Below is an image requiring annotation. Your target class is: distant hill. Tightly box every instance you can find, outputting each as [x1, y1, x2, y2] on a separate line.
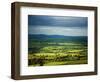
[28, 34, 88, 43]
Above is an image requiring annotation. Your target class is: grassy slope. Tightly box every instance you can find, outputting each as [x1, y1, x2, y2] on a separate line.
[28, 35, 88, 66]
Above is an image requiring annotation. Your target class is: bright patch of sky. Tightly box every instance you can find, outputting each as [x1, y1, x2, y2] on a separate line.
[28, 26, 87, 36]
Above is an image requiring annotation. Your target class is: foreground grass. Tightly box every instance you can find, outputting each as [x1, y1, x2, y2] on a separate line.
[28, 42, 87, 66]
[29, 60, 87, 66]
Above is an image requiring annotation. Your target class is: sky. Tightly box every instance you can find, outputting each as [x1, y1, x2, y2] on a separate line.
[28, 15, 88, 36]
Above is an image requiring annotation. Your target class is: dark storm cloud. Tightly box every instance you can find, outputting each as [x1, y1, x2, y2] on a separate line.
[28, 15, 88, 27]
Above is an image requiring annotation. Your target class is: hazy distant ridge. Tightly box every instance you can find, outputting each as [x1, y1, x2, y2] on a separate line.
[28, 34, 87, 43]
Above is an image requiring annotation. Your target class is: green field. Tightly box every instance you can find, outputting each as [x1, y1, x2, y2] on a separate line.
[28, 35, 88, 66]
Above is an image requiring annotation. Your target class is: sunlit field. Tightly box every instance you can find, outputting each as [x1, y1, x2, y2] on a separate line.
[28, 35, 88, 66]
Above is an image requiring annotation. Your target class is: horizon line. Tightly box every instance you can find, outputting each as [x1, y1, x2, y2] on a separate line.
[28, 34, 88, 37]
